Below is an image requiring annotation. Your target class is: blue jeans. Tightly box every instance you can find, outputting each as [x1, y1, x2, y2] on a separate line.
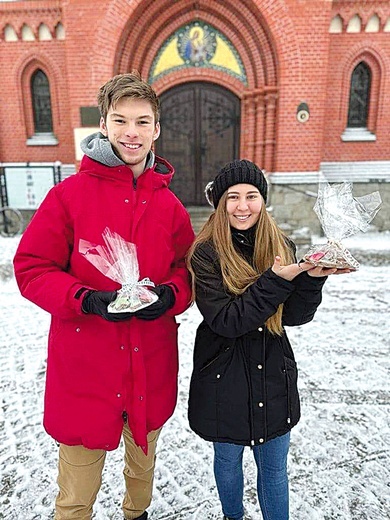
[213, 432, 290, 520]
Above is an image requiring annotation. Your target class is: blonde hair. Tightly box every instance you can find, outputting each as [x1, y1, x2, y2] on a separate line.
[187, 191, 295, 335]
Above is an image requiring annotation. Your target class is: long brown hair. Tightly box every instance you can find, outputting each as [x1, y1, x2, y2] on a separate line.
[187, 191, 295, 335]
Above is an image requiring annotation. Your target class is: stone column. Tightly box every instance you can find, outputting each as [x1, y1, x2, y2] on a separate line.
[241, 91, 257, 162]
[263, 89, 278, 173]
[254, 91, 265, 168]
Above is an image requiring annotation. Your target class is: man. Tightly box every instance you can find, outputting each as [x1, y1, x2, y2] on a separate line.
[13, 72, 195, 520]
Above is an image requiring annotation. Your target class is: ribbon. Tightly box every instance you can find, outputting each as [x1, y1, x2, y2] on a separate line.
[120, 277, 155, 296]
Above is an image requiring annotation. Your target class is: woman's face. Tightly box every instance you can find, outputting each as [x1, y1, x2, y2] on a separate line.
[226, 183, 263, 230]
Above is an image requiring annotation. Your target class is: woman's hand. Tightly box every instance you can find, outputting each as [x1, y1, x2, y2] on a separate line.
[271, 256, 353, 281]
[271, 256, 310, 281]
[305, 264, 353, 277]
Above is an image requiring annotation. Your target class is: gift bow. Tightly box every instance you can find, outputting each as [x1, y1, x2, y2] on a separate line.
[121, 277, 155, 295]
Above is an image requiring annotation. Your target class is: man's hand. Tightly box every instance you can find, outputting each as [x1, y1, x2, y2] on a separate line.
[81, 290, 133, 322]
[134, 285, 175, 321]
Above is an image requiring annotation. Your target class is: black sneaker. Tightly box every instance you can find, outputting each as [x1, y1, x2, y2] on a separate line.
[135, 513, 148, 520]
[125, 513, 148, 520]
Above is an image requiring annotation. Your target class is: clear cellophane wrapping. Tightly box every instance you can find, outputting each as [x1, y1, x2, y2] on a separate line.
[303, 181, 382, 270]
[79, 228, 158, 312]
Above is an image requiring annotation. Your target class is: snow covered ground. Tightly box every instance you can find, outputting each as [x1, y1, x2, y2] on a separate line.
[1, 233, 389, 520]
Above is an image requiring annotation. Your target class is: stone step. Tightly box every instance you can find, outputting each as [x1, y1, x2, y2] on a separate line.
[187, 205, 213, 233]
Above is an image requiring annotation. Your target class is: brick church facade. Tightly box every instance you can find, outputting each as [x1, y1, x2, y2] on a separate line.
[0, 0, 389, 231]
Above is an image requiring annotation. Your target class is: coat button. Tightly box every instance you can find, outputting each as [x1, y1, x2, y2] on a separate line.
[257, 364, 263, 370]
[124, 199, 129, 203]
[75, 327, 80, 332]
[134, 347, 139, 352]
[287, 417, 291, 424]
[120, 345, 125, 350]
[258, 327, 263, 332]
[117, 393, 121, 398]
[259, 438, 264, 443]
[142, 200, 147, 204]
[139, 396, 143, 400]
[216, 374, 221, 379]
[258, 402, 264, 407]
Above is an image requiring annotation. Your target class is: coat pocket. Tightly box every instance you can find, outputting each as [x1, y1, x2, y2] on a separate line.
[283, 356, 301, 426]
[192, 322, 235, 379]
[198, 345, 232, 376]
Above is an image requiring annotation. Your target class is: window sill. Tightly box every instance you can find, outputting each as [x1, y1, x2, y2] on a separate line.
[26, 133, 58, 146]
[341, 128, 376, 142]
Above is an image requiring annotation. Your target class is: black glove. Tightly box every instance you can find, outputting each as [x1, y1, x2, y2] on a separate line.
[134, 285, 175, 321]
[81, 290, 133, 322]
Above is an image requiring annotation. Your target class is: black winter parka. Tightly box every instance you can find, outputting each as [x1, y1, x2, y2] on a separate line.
[188, 240, 326, 446]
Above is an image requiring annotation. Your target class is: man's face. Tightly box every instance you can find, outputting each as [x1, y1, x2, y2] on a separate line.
[100, 97, 160, 178]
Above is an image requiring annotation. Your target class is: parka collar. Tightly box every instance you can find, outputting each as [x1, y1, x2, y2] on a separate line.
[79, 154, 174, 190]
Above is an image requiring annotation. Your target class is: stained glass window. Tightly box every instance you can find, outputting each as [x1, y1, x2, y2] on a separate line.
[347, 62, 371, 128]
[31, 69, 53, 133]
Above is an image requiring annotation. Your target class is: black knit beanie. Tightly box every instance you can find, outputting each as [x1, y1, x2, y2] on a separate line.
[206, 159, 268, 208]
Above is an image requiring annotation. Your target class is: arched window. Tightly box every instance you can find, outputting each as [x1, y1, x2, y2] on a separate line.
[55, 22, 65, 40]
[329, 15, 343, 33]
[365, 14, 380, 33]
[4, 24, 18, 42]
[347, 62, 371, 128]
[31, 69, 54, 133]
[38, 23, 52, 41]
[346, 14, 362, 33]
[21, 23, 35, 41]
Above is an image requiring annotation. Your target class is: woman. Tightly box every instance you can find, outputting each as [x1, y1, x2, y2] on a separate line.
[187, 159, 350, 520]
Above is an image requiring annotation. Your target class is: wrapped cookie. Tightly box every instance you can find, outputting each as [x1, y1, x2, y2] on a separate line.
[303, 181, 382, 270]
[79, 228, 158, 312]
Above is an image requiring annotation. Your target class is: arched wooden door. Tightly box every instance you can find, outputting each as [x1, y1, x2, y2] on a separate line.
[155, 82, 240, 205]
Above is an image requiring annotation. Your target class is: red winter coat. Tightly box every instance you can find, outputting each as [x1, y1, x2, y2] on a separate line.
[13, 155, 195, 453]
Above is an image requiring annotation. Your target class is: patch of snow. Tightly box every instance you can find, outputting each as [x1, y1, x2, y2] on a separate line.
[0, 235, 389, 519]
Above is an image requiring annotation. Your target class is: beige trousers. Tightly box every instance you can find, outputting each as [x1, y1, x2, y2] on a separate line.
[55, 424, 161, 520]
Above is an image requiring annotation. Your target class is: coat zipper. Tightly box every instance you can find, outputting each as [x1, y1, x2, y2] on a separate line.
[283, 357, 292, 424]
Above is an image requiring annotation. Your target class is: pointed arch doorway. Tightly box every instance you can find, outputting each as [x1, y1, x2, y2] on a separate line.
[155, 82, 240, 206]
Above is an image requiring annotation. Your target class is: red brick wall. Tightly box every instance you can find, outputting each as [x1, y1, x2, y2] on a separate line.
[0, 1, 74, 163]
[323, 3, 390, 161]
[0, 0, 389, 172]
[271, 0, 333, 172]
[60, 0, 119, 130]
